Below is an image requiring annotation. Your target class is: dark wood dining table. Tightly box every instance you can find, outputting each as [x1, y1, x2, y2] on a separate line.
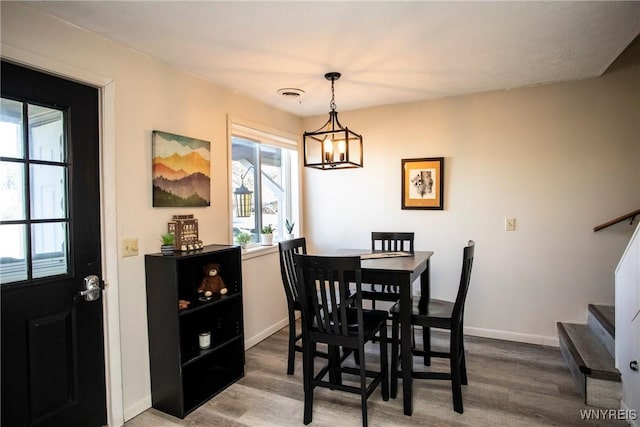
[326, 249, 434, 416]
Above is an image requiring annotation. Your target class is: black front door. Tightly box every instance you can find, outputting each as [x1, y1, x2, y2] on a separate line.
[1, 61, 107, 426]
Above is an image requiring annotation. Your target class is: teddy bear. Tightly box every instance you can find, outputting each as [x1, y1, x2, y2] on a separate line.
[197, 263, 228, 299]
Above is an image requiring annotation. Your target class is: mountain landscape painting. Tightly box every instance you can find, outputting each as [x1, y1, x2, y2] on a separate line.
[152, 130, 211, 207]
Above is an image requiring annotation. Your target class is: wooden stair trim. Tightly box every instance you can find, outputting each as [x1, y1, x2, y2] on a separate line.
[557, 322, 621, 382]
[557, 322, 586, 373]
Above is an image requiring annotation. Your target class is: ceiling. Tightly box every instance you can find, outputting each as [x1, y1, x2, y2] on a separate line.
[23, 1, 640, 117]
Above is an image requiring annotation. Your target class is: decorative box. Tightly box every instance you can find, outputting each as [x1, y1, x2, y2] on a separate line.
[168, 214, 203, 251]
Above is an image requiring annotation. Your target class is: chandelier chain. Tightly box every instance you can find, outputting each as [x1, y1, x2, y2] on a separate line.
[330, 78, 337, 111]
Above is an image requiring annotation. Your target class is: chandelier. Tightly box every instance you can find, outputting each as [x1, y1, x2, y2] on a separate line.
[303, 72, 363, 169]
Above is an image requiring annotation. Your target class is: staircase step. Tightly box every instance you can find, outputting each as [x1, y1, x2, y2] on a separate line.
[588, 304, 615, 337]
[557, 322, 621, 408]
[587, 304, 615, 358]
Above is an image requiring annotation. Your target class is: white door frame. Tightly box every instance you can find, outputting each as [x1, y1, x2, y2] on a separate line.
[1, 43, 124, 426]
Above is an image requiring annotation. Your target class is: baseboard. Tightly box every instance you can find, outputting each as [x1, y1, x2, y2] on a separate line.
[245, 317, 290, 349]
[245, 322, 559, 350]
[463, 326, 560, 347]
[123, 395, 152, 423]
[246, 319, 560, 349]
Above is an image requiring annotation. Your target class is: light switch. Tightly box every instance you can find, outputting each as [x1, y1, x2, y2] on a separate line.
[505, 218, 516, 231]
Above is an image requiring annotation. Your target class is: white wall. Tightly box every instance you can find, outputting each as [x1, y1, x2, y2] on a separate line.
[615, 224, 640, 423]
[1, 2, 300, 423]
[303, 40, 640, 346]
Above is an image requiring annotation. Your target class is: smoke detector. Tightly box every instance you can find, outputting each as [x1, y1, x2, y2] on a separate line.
[277, 88, 305, 103]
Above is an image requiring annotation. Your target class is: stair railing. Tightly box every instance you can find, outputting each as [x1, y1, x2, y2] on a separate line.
[594, 209, 640, 232]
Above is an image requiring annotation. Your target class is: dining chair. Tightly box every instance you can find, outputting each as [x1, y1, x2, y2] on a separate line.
[294, 254, 389, 427]
[278, 237, 307, 375]
[389, 240, 475, 414]
[361, 232, 415, 310]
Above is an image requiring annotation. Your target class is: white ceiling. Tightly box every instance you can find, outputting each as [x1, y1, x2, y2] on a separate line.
[23, 1, 640, 117]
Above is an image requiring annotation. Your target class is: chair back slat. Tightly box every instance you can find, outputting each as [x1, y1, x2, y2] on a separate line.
[371, 232, 415, 254]
[294, 254, 361, 338]
[452, 240, 475, 327]
[278, 238, 307, 305]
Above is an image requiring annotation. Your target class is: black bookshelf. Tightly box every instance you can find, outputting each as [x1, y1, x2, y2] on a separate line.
[145, 244, 244, 418]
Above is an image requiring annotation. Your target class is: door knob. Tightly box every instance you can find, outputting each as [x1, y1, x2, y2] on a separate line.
[79, 275, 102, 302]
[631, 361, 638, 372]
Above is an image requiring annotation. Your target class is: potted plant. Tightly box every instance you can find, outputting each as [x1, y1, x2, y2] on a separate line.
[260, 224, 275, 246]
[236, 231, 252, 250]
[160, 232, 175, 256]
[285, 219, 295, 239]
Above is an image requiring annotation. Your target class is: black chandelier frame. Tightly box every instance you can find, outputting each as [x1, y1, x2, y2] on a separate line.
[303, 72, 363, 170]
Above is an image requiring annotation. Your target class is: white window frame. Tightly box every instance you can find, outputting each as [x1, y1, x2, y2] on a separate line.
[227, 116, 300, 251]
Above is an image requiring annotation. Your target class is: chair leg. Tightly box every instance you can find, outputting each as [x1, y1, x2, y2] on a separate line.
[358, 346, 368, 427]
[379, 323, 389, 401]
[353, 341, 361, 365]
[450, 331, 464, 414]
[328, 345, 341, 387]
[303, 342, 314, 424]
[459, 332, 468, 385]
[422, 326, 431, 366]
[390, 314, 399, 399]
[287, 310, 297, 375]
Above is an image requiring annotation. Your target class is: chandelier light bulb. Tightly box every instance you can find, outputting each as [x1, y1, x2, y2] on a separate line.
[337, 140, 346, 161]
[323, 138, 333, 162]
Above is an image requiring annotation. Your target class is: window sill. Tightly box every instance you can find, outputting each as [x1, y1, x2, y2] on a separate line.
[240, 244, 278, 261]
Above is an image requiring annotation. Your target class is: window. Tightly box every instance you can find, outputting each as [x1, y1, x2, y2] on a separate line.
[230, 120, 299, 246]
[1, 97, 69, 284]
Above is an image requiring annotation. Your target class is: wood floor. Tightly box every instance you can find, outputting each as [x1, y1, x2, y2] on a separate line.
[124, 325, 626, 426]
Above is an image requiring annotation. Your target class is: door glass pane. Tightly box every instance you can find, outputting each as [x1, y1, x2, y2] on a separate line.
[0, 223, 27, 284]
[0, 97, 70, 285]
[0, 98, 24, 158]
[31, 222, 68, 278]
[0, 161, 25, 221]
[28, 104, 64, 162]
[30, 164, 67, 220]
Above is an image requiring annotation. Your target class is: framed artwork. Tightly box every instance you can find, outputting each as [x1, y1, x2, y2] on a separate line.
[152, 130, 211, 207]
[401, 157, 444, 210]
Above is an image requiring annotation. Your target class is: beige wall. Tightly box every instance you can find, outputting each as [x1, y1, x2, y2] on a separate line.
[303, 39, 640, 344]
[3, 2, 639, 425]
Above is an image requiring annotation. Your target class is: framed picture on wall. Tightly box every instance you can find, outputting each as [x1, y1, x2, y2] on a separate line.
[152, 130, 211, 207]
[401, 157, 444, 210]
